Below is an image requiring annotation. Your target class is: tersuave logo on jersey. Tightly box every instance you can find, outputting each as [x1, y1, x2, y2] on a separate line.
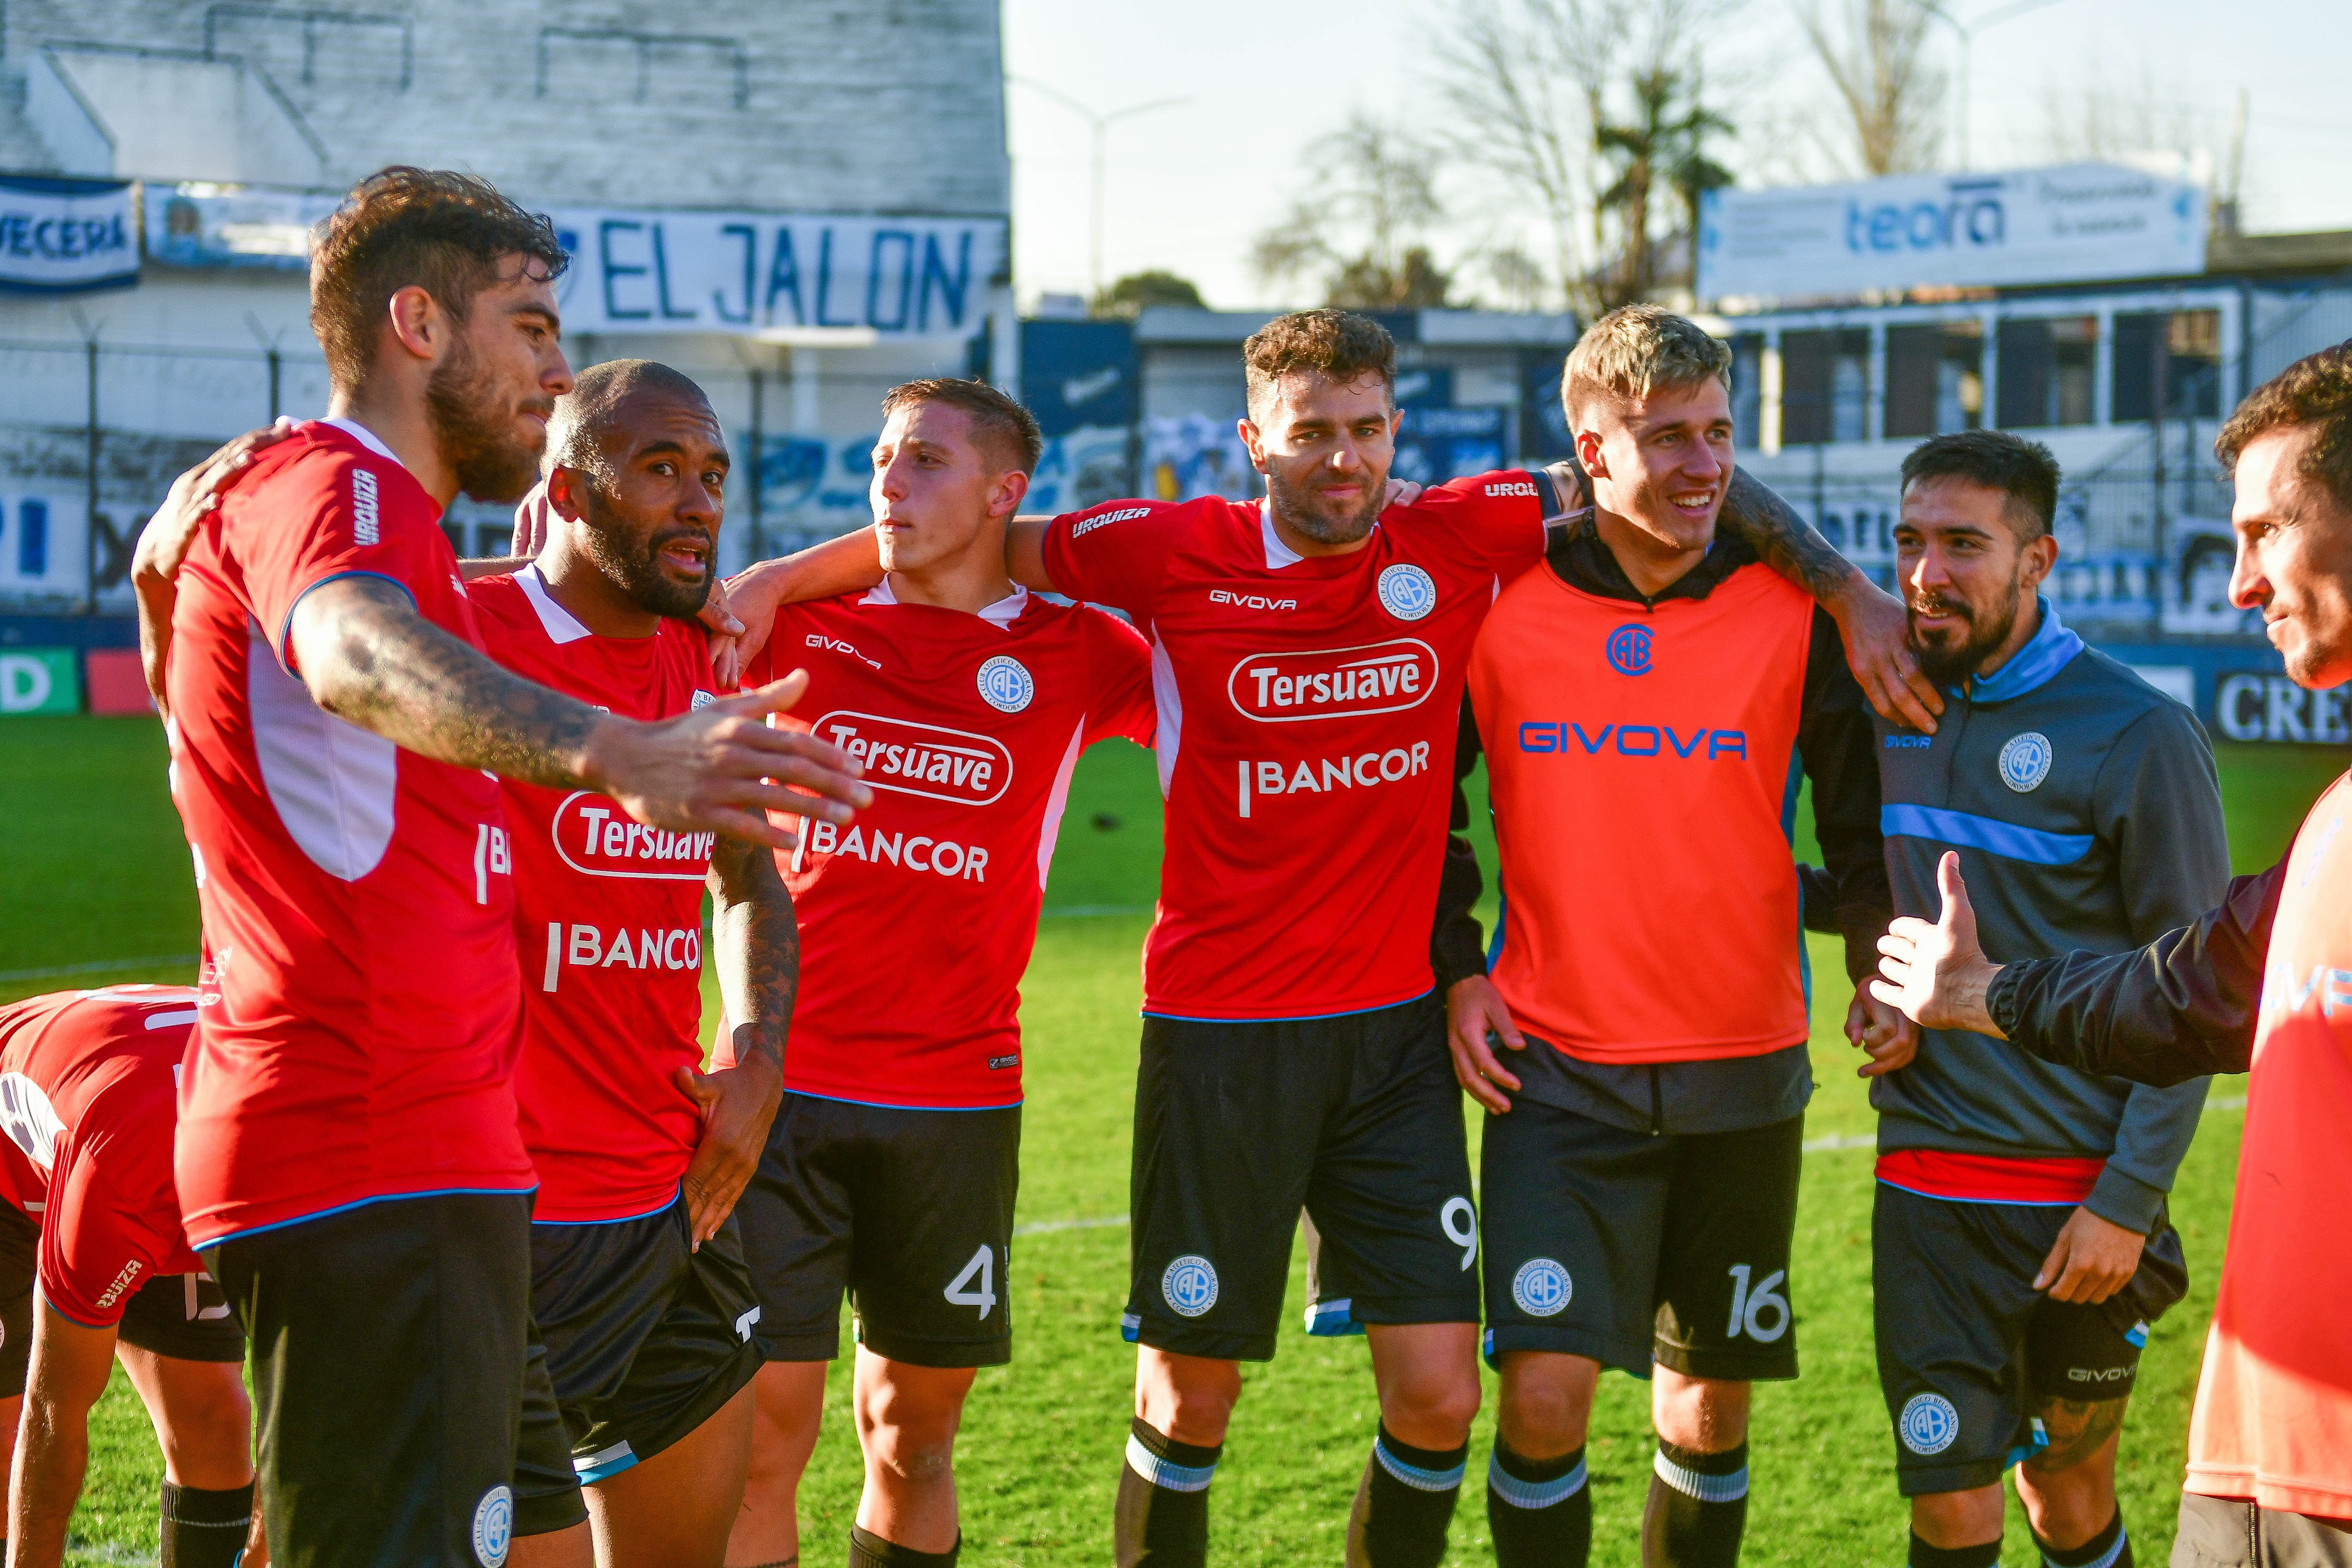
[551, 793, 714, 882]
[814, 714, 1013, 807]
[1226, 638, 1438, 722]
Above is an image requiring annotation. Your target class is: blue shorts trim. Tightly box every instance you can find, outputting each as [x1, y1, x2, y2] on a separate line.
[782, 1089, 1024, 1114]
[1304, 1297, 1364, 1337]
[1874, 1177, 2084, 1208]
[573, 1439, 637, 1484]
[1139, 989, 1436, 1026]
[198, 1184, 539, 1250]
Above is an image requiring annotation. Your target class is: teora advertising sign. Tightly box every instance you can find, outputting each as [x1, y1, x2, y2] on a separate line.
[1698, 162, 2208, 302]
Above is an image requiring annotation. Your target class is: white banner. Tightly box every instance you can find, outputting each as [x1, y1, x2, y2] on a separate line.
[544, 207, 1008, 339]
[0, 176, 136, 294]
[1698, 162, 2208, 302]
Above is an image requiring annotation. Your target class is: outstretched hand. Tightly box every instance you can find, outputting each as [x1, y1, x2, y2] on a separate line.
[584, 669, 871, 851]
[1870, 852, 2006, 1037]
[136, 420, 299, 713]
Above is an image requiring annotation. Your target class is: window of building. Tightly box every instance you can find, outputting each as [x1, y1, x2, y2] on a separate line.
[1995, 315, 2097, 430]
[1729, 333, 1765, 449]
[1884, 320, 1984, 438]
[2113, 308, 2223, 422]
[1781, 327, 1870, 446]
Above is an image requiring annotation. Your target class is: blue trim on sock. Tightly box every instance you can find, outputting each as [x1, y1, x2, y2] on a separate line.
[1375, 1437, 1467, 1493]
[1487, 1451, 1587, 1510]
[1126, 1433, 1216, 1493]
[1653, 1449, 1747, 1504]
[2042, 1522, 2127, 1568]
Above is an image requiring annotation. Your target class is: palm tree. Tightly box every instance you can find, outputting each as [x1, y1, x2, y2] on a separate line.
[1595, 69, 1735, 305]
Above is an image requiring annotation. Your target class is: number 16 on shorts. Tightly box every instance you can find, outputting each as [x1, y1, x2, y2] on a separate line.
[1724, 1264, 1788, 1343]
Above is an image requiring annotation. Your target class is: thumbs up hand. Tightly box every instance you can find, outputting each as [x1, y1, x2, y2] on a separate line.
[1869, 851, 2009, 1038]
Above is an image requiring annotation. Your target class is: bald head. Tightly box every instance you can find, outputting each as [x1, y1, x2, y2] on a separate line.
[546, 359, 716, 480]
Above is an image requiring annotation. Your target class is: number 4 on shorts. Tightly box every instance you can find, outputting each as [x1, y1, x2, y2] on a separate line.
[1724, 1264, 1788, 1342]
[946, 1244, 997, 1318]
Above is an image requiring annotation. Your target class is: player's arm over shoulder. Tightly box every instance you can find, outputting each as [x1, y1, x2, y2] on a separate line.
[1032, 496, 1194, 608]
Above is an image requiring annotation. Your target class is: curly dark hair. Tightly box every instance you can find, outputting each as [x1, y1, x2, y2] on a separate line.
[2216, 342, 2352, 516]
[310, 166, 569, 391]
[1241, 309, 1396, 415]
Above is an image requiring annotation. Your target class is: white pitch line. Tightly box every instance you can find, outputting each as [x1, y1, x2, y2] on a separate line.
[0, 955, 197, 984]
[1013, 1215, 1128, 1237]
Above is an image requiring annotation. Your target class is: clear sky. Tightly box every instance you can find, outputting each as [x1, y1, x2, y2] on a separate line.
[1001, 0, 2352, 310]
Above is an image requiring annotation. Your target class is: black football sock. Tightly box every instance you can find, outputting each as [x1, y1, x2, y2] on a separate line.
[1345, 1423, 1468, 1568]
[1642, 1439, 1748, 1568]
[158, 1479, 254, 1568]
[1486, 1439, 1592, 1568]
[847, 1524, 960, 1566]
[1908, 1533, 2002, 1568]
[2036, 1507, 2131, 1568]
[1115, 1416, 1219, 1568]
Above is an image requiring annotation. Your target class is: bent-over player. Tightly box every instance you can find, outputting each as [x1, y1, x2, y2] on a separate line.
[1432, 306, 1896, 1568]
[0, 985, 263, 1568]
[719, 377, 1155, 1568]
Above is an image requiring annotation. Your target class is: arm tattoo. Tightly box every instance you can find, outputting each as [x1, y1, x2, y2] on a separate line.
[709, 835, 796, 1070]
[297, 577, 603, 786]
[2025, 1394, 2128, 1474]
[1718, 469, 1862, 606]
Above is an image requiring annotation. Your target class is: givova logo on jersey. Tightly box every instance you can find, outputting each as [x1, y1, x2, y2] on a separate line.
[1228, 638, 1438, 723]
[815, 713, 1013, 807]
[553, 793, 713, 882]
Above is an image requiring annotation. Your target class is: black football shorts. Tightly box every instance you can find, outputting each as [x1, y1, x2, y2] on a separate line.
[1873, 1179, 2188, 1496]
[1480, 1098, 1805, 1381]
[510, 1195, 763, 1510]
[1124, 992, 1480, 1363]
[0, 1204, 242, 1398]
[738, 1094, 1020, 1369]
[207, 1190, 585, 1566]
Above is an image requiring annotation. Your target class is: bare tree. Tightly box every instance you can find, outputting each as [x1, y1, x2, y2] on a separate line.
[1422, 0, 1740, 312]
[1799, 0, 1945, 175]
[1252, 114, 1453, 307]
[2034, 62, 2217, 166]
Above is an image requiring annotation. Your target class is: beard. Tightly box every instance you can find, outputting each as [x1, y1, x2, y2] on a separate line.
[1265, 465, 1383, 546]
[578, 484, 715, 619]
[426, 337, 548, 504]
[1910, 571, 2023, 685]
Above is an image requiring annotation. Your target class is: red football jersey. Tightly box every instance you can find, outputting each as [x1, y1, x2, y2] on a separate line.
[724, 583, 1153, 1106]
[469, 568, 721, 1223]
[1041, 477, 1549, 1020]
[0, 987, 211, 1327]
[166, 418, 531, 1248]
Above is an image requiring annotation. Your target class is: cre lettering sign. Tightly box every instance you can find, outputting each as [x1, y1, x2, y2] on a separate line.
[544, 207, 1008, 339]
[1697, 162, 2207, 302]
[0, 175, 136, 294]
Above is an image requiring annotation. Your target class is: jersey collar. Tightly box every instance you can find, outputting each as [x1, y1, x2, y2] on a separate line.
[1968, 596, 2083, 704]
[516, 564, 594, 645]
[316, 416, 404, 470]
[861, 575, 1029, 627]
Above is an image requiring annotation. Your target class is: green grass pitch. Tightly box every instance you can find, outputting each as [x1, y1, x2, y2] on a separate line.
[1, 714, 2341, 1566]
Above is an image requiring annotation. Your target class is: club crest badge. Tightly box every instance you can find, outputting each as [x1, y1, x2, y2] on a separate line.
[1162, 1255, 1218, 1317]
[1511, 1258, 1572, 1317]
[977, 655, 1035, 714]
[1998, 731, 2053, 793]
[1377, 563, 1437, 621]
[1605, 623, 1652, 676]
[1899, 1393, 1959, 1455]
[471, 1484, 514, 1567]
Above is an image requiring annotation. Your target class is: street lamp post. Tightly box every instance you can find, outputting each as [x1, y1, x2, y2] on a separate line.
[1011, 79, 1189, 303]
[1918, 0, 2070, 170]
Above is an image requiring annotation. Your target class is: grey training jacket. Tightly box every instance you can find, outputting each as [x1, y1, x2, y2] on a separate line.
[1870, 600, 2231, 1232]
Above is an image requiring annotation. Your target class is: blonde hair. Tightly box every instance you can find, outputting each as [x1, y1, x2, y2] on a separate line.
[1563, 304, 1732, 426]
